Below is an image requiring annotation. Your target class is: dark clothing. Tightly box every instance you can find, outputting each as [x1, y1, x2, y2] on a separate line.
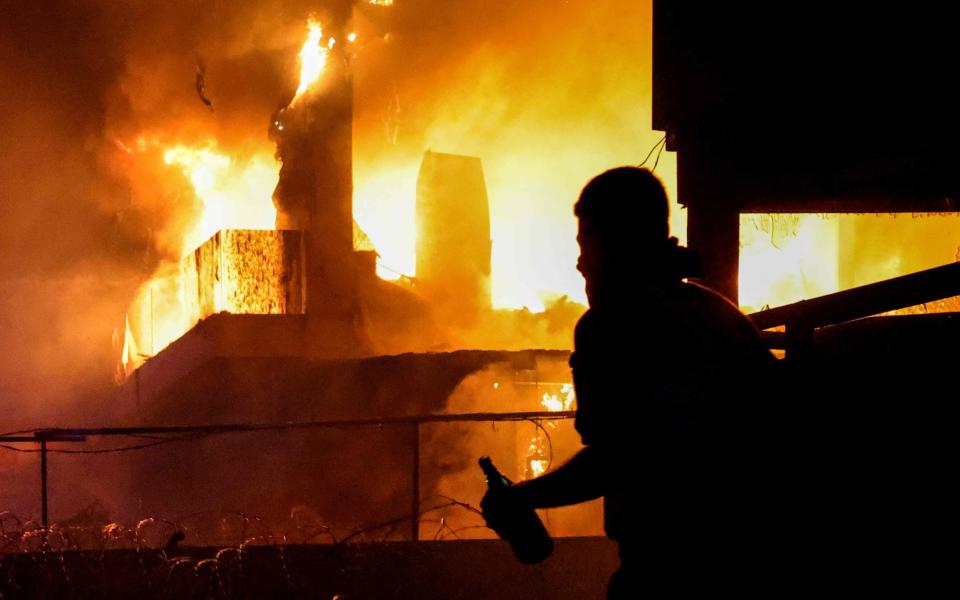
[569, 279, 776, 596]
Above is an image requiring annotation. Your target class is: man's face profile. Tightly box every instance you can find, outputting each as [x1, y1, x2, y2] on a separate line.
[576, 220, 604, 304]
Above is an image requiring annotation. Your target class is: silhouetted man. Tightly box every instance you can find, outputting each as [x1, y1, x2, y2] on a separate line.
[482, 167, 775, 598]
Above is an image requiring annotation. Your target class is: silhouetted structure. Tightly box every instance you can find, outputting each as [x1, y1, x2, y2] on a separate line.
[654, 2, 960, 301]
[416, 151, 492, 319]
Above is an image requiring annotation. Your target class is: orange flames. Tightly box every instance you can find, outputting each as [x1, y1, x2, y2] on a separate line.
[119, 17, 334, 376]
[120, 139, 284, 374]
[162, 144, 278, 254]
[526, 383, 576, 478]
[121, 6, 897, 380]
[542, 384, 576, 412]
[290, 17, 332, 107]
[739, 215, 839, 313]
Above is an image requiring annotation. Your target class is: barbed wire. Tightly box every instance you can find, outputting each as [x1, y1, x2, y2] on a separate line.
[0, 409, 579, 592]
[0, 495, 487, 551]
[0, 489, 594, 597]
[527, 418, 556, 473]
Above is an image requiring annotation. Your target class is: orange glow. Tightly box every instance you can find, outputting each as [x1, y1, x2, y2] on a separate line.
[352, 2, 673, 310]
[121, 230, 302, 376]
[541, 383, 575, 412]
[118, 2, 670, 377]
[162, 143, 278, 254]
[525, 383, 576, 478]
[740, 213, 960, 315]
[529, 457, 549, 479]
[120, 141, 282, 376]
[123, 266, 192, 373]
[527, 430, 549, 478]
[353, 164, 419, 280]
[119, 314, 138, 377]
[291, 18, 330, 105]
[739, 215, 839, 313]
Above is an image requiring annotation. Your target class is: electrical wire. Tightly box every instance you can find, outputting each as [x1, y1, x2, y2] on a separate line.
[652, 134, 667, 172]
[1, 433, 207, 454]
[638, 134, 667, 168]
[526, 418, 555, 472]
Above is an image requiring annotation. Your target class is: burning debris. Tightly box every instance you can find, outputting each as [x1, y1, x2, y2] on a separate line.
[270, 17, 353, 242]
[525, 383, 575, 478]
[194, 60, 214, 112]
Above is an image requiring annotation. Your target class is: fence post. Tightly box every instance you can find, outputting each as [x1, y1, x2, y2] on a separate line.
[411, 422, 420, 541]
[40, 438, 48, 528]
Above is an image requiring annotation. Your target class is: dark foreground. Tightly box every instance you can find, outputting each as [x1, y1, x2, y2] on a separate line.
[0, 537, 617, 599]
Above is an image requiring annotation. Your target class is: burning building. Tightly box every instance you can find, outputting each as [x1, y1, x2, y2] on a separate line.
[4, 1, 959, 593]
[104, 6, 592, 541]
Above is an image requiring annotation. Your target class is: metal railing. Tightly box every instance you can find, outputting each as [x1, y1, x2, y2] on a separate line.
[749, 261, 960, 358]
[0, 411, 576, 539]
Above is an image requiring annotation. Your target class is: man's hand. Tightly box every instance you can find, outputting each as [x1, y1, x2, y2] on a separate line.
[480, 486, 523, 538]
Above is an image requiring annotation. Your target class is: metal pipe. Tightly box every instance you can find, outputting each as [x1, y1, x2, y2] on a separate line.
[750, 261, 960, 331]
[30, 411, 576, 439]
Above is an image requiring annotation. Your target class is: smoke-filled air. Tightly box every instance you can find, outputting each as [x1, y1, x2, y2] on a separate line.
[0, 0, 674, 428]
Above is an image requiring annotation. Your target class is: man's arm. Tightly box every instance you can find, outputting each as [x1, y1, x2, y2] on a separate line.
[499, 445, 608, 509]
[480, 445, 607, 536]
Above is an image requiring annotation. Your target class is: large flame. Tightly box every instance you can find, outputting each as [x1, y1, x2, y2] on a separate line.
[163, 143, 278, 254]
[541, 383, 575, 413]
[119, 142, 283, 375]
[350, 2, 676, 311]
[739, 215, 839, 313]
[118, 15, 343, 377]
[291, 18, 330, 106]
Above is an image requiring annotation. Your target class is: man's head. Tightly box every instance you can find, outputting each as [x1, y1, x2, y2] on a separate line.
[574, 167, 671, 302]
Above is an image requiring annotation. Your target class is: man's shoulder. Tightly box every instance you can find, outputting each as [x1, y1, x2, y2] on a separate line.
[678, 281, 775, 360]
[573, 307, 599, 345]
[679, 280, 740, 309]
[678, 281, 757, 323]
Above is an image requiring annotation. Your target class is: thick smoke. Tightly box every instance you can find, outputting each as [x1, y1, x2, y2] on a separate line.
[421, 363, 604, 539]
[1, 0, 352, 423]
[0, 0, 353, 517]
[352, 0, 680, 310]
[0, 0, 664, 520]
[0, 0, 667, 415]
